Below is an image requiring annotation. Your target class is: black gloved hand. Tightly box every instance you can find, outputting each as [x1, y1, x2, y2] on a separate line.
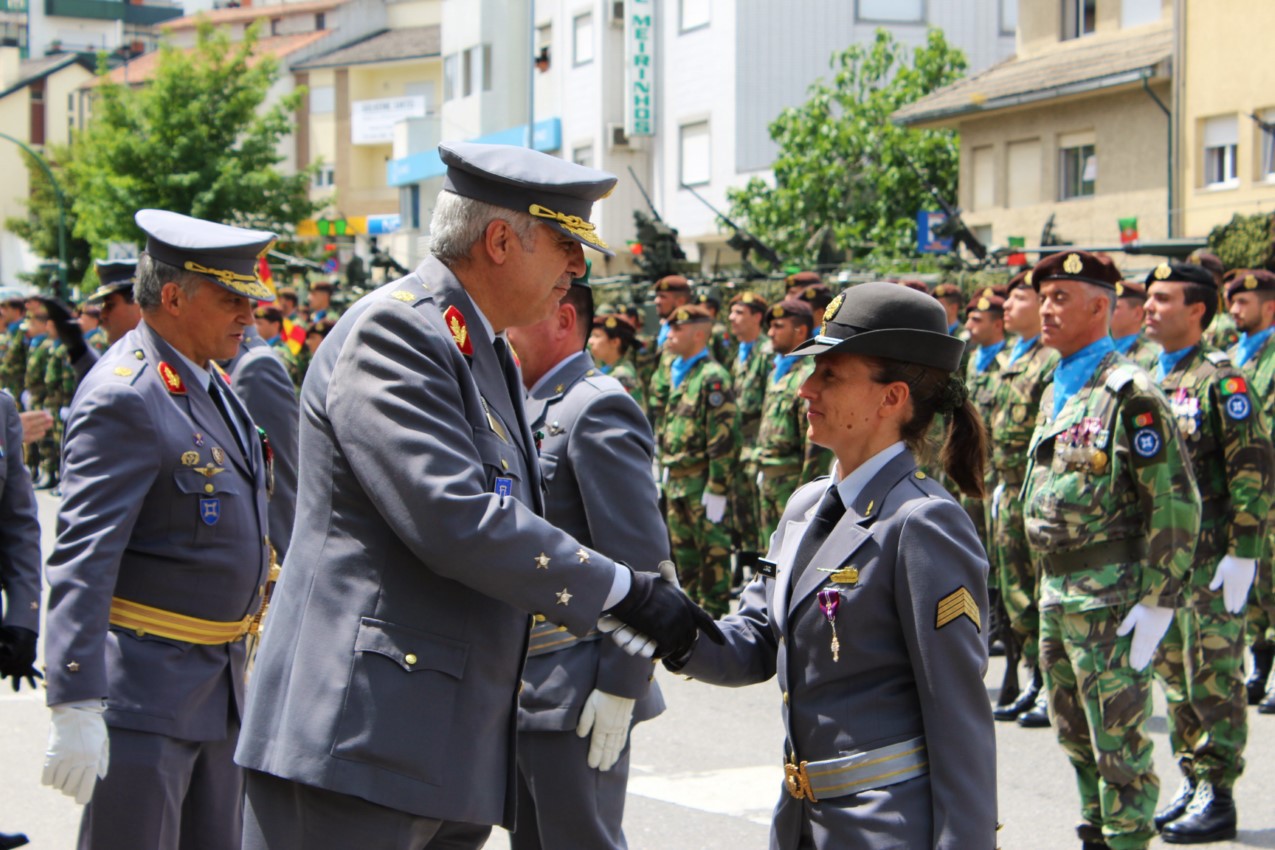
[607, 568, 724, 660]
[36, 296, 87, 363]
[0, 626, 41, 692]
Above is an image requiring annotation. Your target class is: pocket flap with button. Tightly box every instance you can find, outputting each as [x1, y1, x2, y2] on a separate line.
[472, 427, 521, 481]
[353, 617, 469, 677]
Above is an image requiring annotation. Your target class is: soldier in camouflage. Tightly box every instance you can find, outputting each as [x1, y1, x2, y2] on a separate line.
[0, 299, 32, 398]
[990, 270, 1060, 728]
[963, 287, 1009, 550]
[588, 314, 646, 411]
[1190, 251, 1241, 353]
[696, 292, 733, 365]
[659, 304, 738, 617]
[645, 275, 693, 431]
[1111, 280, 1162, 371]
[1141, 262, 1273, 843]
[755, 299, 831, 545]
[254, 306, 303, 391]
[794, 283, 831, 322]
[1024, 250, 1202, 850]
[0, 298, 20, 392]
[79, 307, 110, 354]
[726, 291, 771, 562]
[21, 308, 53, 487]
[1223, 269, 1275, 713]
[41, 327, 79, 491]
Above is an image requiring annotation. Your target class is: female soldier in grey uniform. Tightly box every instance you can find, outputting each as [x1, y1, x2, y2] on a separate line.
[662, 282, 998, 849]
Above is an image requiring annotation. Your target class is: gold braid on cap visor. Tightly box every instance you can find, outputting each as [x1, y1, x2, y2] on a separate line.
[183, 261, 272, 300]
[529, 204, 609, 250]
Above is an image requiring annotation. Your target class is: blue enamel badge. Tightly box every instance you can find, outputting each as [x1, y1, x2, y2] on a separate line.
[494, 477, 513, 498]
[1133, 428, 1162, 458]
[200, 498, 221, 526]
[1225, 393, 1251, 421]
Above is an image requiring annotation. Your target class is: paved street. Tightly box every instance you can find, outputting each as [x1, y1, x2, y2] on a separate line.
[7, 490, 1275, 848]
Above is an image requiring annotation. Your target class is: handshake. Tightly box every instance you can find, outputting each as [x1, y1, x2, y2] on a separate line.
[599, 562, 723, 661]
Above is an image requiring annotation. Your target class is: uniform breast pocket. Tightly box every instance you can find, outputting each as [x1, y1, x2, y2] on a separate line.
[473, 427, 522, 497]
[538, 452, 560, 484]
[332, 617, 469, 785]
[171, 468, 235, 544]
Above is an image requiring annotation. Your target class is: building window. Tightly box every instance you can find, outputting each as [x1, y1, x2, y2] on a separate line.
[1259, 110, 1275, 181]
[1006, 139, 1042, 208]
[462, 48, 473, 96]
[1000, 0, 1017, 34]
[270, 17, 281, 36]
[1059, 142, 1096, 199]
[572, 144, 593, 169]
[1061, 0, 1095, 40]
[401, 184, 420, 230]
[443, 53, 457, 101]
[310, 85, 335, 114]
[315, 12, 325, 30]
[857, 0, 923, 23]
[971, 145, 994, 211]
[482, 45, 492, 92]
[680, 121, 710, 187]
[313, 165, 335, 189]
[1203, 116, 1238, 188]
[573, 13, 593, 66]
[1120, 0, 1160, 28]
[681, 0, 710, 32]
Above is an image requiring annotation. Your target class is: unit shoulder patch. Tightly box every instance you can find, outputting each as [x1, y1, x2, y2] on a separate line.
[1105, 366, 1136, 394]
[1204, 350, 1231, 366]
[935, 586, 980, 632]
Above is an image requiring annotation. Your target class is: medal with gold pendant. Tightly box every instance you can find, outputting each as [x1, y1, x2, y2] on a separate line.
[817, 589, 841, 661]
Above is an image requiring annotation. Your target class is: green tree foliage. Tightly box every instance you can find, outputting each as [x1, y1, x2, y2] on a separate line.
[4, 146, 93, 289]
[1208, 212, 1275, 271]
[727, 29, 967, 265]
[67, 20, 318, 259]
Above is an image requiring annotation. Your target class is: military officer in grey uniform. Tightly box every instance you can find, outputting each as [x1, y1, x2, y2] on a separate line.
[506, 279, 666, 850]
[88, 260, 143, 347]
[223, 323, 299, 562]
[234, 142, 721, 850]
[661, 283, 997, 849]
[40, 210, 278, 850]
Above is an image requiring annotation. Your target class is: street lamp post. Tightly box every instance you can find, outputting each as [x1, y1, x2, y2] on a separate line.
[0, 131, 68, 299]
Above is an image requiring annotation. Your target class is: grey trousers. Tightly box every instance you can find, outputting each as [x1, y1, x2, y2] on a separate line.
[78, 724, 242, 850]
[510, 728, 631, 850]
[241, 769, 491, 850]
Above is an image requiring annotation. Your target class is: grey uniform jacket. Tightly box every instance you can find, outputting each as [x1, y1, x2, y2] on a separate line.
[0, 390, 40, 631]
[44, 321, 271, 742]
[679, 450, 997, 850]
[519, 352, 665, 731]
[225, 327, 299, 560]
[235, 259, 632, 829]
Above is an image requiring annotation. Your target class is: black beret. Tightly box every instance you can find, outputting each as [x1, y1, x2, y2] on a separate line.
[1224, 269, 1275, 298]
[728, 291, 768, 313]
[653, 275, 691, 293]
[593, 314, 636, 340]
[1031, 251, 1121, 291]
[1115, 280, 1148, 300]
[766, 298, 814, 326]
[439, 141, 617, 256]
[792, 282, 966, 372]
[1144, 262, 1215, 290]
[667, 304, 714, 326]
[1005, 270, 1032, 294]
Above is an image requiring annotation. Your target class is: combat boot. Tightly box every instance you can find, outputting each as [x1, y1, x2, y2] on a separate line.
[994, 665, 1041, 721]
[1161, 781, 1237, 844]
[1154, 775, 1196, 829]
[1080, 843, 1110, 850]
[1017, 689, 1051, 728]
[1246, 645, 1273, 705]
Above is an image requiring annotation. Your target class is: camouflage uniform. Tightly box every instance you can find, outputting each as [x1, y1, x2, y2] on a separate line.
[1113, 334, 1161, 372]
[963, 342, 1007, 552]
[1, 328, 29, 397]
[23, 335, 53, 476]
[755, 358, 830, 545]
[660, 355, 737, 617]
[1151, 346, 1271, 792]
[1233, 331, 1275, 648]
[1203, 312, 1240, 352]
[989, 337, 1059, 666]
[85, 326, 110, 354]
[709, 322, 733, 365]
[42, 340, 79, 481]
[1024, 350, 1201, 850]
[602, 354, 645, 413]
[266, 336, 303, 391]
[730, 336, 772, 552]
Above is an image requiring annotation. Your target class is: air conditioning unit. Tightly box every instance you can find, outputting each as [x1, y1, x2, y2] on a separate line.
[607, 123, 631, 150]
[608, 0, 625, 28]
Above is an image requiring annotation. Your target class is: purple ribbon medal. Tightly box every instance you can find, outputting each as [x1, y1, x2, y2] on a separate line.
[817, 588, 841, 661]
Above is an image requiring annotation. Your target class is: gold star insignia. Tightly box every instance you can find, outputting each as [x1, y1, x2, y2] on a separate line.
[554, 384, 564, 394]
[576, 548, 590, 563]
[66, 661, 80, 673]
[534, 552, 551, 569]
[556, 588, 573, 606]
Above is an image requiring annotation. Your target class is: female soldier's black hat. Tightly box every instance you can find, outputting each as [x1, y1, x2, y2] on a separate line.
[791, 281, 967, 372]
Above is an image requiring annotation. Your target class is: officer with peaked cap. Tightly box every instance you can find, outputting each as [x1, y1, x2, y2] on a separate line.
[234, 142, 721, 850]
[1025, 251, 1201, 850]
[656, 282, 998, 849]
[40, 210, 278, 849]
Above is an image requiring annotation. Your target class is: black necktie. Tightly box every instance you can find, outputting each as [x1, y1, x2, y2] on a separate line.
[493, 338, 532, 450]
[791, 487, 846, 582]
[209, 378, 248, 461]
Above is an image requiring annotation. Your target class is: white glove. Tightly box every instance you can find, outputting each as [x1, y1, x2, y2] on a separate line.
[598, 562, 679, 659]
[990, 482, 1005, 523]
[575, 689, 636, 771]
[1209, 555, 1257, 615]
[701, 492, 727, 524]
[1116, 603, 1175, 671]
[42, 700, 110, 804]
[756, 470, 764, 488]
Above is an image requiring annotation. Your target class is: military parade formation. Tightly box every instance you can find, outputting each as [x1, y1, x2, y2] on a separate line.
[2, 142, 1275, 850]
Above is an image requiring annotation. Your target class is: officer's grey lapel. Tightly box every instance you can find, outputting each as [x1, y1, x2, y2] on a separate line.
[786, 451, 918, 623]
[527, 351, 594, 432]
[140, 323, 253, 479]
